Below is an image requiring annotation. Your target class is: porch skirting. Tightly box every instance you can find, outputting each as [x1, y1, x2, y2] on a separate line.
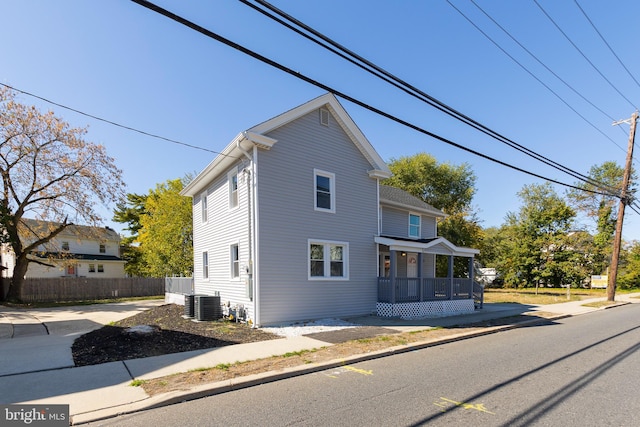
[376, 299, 475, 318]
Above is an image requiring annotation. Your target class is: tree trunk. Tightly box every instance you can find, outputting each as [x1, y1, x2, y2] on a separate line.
[6, 257, 28, 302]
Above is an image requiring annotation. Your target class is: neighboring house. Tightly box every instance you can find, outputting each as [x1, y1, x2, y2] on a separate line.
[181, 93, 480, 326]
[1, 219, 126, 279]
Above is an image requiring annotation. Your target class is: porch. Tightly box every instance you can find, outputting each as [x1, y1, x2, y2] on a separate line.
[375, 236, 482, 318]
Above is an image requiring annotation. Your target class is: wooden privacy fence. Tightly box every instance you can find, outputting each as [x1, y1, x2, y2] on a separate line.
[18, 277, 164, 303]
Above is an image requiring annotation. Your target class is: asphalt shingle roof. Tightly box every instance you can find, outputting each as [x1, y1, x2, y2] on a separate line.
[379, 185, 445, 216]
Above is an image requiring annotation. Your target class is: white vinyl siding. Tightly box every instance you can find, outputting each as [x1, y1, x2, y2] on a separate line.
[191, 160, 251, 314]
[256, 108, 379, 324]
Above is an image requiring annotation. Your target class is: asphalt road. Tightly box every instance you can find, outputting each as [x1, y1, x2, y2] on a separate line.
[94, 304, 640, 427]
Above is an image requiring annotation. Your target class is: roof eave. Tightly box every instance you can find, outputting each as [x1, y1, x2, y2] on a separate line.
[181, 132, 277, 197]
[380, 199, 447, 217]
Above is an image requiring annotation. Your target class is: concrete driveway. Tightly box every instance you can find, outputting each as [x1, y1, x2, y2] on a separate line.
[0, 299, 165, 376]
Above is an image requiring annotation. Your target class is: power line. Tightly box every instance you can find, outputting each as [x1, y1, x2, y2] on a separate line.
[0, 82, 233, 157]
[534, 0, 637, 111]
[573, 0, 640, 92]
[130, 0, 619, 199]
[468, 0, 629, 147]
[241, 0, 619, 194]
[446, 0, 627, 155]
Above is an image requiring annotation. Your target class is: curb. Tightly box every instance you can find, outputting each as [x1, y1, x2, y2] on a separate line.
[71, 312, 569, 425]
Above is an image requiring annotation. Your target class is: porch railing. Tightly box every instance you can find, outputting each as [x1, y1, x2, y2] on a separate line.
[378, 277, 478, 304]
[473, 280, 484, 309]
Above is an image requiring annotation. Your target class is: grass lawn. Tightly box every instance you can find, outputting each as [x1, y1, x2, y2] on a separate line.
[483, 287, 628, 305]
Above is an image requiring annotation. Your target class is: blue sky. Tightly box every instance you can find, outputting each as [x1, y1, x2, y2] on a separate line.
[2, 1, 639, 240]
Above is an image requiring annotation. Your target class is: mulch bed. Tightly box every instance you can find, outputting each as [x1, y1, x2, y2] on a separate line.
[71, 304, 279, 366]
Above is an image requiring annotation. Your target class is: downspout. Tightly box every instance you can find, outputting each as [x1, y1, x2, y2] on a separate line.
[237, 136, 259, 326]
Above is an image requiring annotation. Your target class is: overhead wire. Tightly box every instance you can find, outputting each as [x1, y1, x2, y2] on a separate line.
[446, 0, 627, 155]
[468, 0, 628, 144]
[241, 0, 620, 195]
[0, 82, 235, 157]
[573, 0, 640, 92]
[130, 0, 619, 199]
[533, 0, 638, 111]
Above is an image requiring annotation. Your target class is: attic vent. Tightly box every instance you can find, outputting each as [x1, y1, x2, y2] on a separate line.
[320, 108, 330, 126]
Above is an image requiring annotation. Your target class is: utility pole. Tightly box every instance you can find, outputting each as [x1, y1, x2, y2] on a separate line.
[608, 111, 638, 301]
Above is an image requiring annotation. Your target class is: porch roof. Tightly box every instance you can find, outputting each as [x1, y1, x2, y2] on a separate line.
[375, 235, 480, 257]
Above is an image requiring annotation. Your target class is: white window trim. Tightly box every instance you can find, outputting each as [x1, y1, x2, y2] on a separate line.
[230, 243, 240, 280]
[409, 212, 421, 238]
[308, 239, 349, 280]
[202, 251, 209, 280]
[228, 167, 239, 210]
[313, 169, 336, 213]
[201, 191, 208, 223]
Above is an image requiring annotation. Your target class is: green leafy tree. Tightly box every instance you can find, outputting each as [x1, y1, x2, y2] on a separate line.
[385, 152, 475, 216]
[567, 162, 630, 274]
[113, 193, 147, 276]
[501, 183, 576, 288]
[384, 153, 480, 246]
[384, 153, 480, 278]
[617, 241, 640, 289]
[0, 86, 125, 301]
[137, 177, 193, 277]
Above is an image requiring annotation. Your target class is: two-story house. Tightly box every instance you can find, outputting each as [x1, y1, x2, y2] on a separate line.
[1, 219, 126, 279]
[181, 93, 480, 326]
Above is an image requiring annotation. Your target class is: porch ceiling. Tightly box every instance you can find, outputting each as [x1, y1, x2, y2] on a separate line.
[375, 235, 479, 257]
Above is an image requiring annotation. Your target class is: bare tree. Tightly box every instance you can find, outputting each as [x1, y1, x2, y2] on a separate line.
[0, 86, 125, 300]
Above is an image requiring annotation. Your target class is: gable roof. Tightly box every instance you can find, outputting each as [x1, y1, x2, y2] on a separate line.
[19, 218, 120, 242]
[182, 93, 392, 197]
[379, 185, 446, 217]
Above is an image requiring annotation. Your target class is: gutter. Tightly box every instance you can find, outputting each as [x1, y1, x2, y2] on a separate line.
[236, 135, 260, 327]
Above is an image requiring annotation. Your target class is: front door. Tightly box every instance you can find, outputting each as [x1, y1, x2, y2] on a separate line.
[407, 253, 418, 277]
[407, 253, 419, 298]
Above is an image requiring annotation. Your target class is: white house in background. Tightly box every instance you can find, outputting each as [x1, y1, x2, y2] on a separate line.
[181, 93, 481, 326]
[1, 219, 126, 279]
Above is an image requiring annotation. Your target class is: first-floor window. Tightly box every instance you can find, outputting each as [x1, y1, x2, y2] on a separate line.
[89, 264, 96, 273]
[97, 264, 104, 273]
[203, 251, 209, 279]
[231, 244, 240, 278]
[309, 240, 348, 279]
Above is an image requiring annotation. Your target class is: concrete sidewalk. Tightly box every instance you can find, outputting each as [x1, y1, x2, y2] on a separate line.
[1, 294, 638, 425]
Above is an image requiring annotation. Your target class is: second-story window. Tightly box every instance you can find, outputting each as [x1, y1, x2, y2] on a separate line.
[409, 214, 421, 238]
[61, 241, 70, 251]
[99, 244, 106, 253]
[229, 168, 238, 209]
[201, 192, 208, 223]
[314, 169, 335, 213]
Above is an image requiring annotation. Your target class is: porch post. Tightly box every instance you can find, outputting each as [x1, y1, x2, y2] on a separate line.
[417, 252, 423, 302]
[390, 250, 397, 304]
[468, 256, 474, 299]
[448, 255, 454, 300]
